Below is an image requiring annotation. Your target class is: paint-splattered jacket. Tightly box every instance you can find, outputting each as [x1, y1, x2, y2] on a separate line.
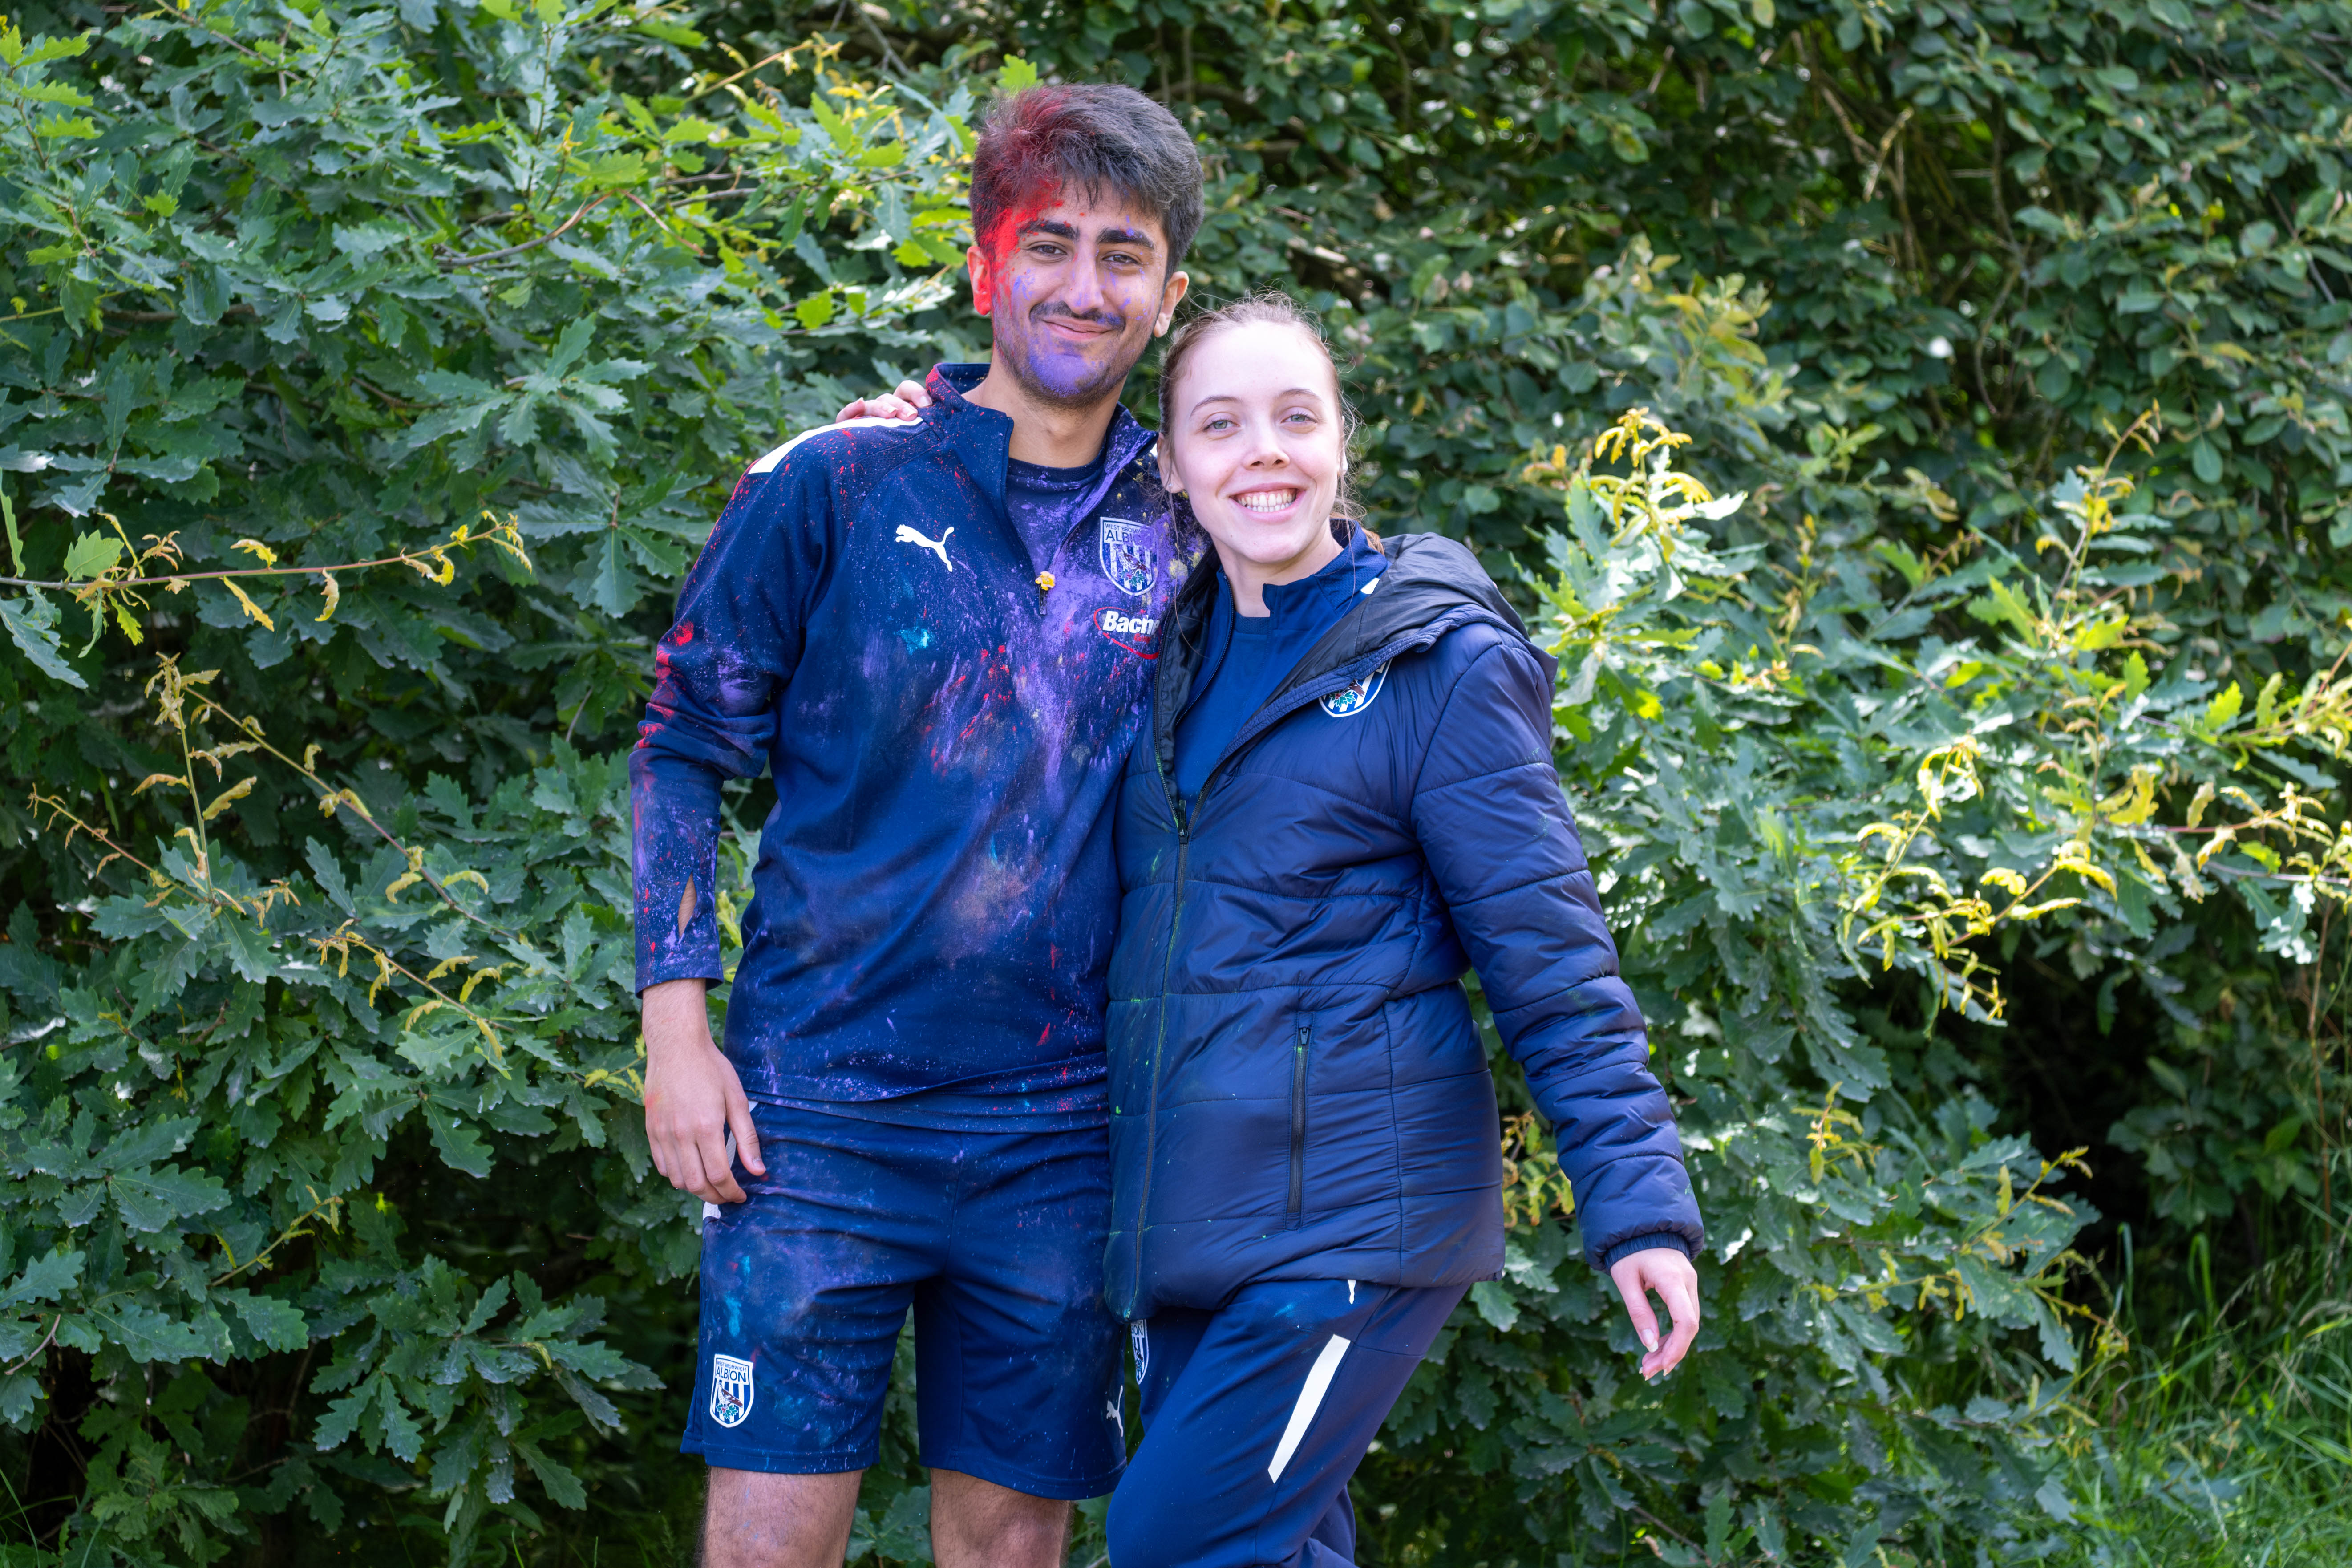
[631, 364, 1184, 1106]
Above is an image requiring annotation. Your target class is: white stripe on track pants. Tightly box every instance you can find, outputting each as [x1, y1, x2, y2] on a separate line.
[1106, 1277, 1464, 1568]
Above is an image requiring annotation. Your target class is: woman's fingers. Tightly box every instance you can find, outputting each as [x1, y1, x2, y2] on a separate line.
[832, 382, 932, 423]
[1611, 1249, 1704, 1379]
[1648, 1268, 1703, 1378]
[1610, 1260, 1663, 1355]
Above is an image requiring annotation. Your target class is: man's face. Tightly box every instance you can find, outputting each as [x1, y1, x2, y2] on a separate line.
[968, 186, 1190, 411]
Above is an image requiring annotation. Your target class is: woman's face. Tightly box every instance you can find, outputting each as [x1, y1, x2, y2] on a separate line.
[1158, 321, 1346, 590]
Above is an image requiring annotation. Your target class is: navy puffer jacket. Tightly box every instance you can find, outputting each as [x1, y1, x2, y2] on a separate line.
[1104, 532, 1703, 1320]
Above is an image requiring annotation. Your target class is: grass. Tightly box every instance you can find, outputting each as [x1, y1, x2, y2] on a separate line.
[2032, 1217, 2352, 1568]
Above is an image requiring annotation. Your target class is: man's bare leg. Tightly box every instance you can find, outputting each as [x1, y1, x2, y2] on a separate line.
[702, 1468, 862, 1568]
[931, 1468, 1072, 1568]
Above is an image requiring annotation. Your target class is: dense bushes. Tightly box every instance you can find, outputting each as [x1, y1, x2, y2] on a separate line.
[1, 0, 2347, 1564]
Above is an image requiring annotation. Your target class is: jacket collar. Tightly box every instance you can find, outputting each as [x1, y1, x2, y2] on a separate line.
[1252, 530, 1389, 630]
[1151, 529, 1545, 803]
[923, 363, 1158, 522]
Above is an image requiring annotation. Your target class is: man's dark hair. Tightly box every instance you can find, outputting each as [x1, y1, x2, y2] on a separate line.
[969, 83, 1204, 272]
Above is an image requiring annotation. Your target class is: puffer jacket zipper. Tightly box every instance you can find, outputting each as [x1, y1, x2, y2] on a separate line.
[1129, 745, 1189, 1310]
[1287, 1022, 1310, 1224]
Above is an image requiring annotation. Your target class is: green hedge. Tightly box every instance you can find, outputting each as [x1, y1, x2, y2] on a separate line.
[2, 0, 2347, 1563]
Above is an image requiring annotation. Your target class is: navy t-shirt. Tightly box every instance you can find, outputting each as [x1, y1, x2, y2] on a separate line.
[1174, 531, 1389, 804]
[1005, 450, 1107, 578]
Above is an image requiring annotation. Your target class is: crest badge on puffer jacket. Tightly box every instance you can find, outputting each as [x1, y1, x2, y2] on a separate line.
[1320, 661, 1392, 718]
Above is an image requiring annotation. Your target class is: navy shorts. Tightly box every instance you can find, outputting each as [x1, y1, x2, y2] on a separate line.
[682, 1100, 1127, 1499]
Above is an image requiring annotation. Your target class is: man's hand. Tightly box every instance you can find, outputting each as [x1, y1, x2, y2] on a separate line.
[834, 378, 929, 424]
[643, 978, 765, 1205]
[1608, 1246, 1702, 1381]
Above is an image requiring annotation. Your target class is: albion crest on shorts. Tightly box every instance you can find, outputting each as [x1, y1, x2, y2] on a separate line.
[1320, 661, 1392, 719]
[1098, 518, 1157, 596]
[709, 1354, 755, 1429]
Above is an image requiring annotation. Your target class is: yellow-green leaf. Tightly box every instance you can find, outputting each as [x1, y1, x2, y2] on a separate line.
[2203, 681, 2243, 733]
[634, 16, 706, 46]
[62, 531, 124, 580]
[1967, 577, 2038, 640]
[580, 151, 645, 189]
[203, 777, 256, 820]
[224, 579, 276, 631]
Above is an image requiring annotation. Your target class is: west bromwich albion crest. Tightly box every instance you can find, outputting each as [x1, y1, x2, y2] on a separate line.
[1320, 661, 1392, 719]
[709, 1354, 755, 1429]
[1098, 517, 1157, 597]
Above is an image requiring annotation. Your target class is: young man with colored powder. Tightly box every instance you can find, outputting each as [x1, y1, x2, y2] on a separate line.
[631, 85, 1197, 1568]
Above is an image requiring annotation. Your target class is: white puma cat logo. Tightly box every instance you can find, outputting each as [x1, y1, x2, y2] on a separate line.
[895, 524, 954, 570]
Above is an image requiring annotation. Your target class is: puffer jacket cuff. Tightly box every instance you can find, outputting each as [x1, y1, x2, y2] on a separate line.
[1600, 1232, 1694, 1271]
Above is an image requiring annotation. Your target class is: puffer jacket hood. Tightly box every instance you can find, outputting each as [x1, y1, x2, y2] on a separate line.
[1105, 530, 1702, 1320]
[1146, 531, 1540, 782]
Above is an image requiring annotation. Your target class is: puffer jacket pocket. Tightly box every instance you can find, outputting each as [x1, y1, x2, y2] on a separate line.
[1287, 1019, 1310, 1226]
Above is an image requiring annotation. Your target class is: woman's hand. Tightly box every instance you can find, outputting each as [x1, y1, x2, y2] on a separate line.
[1608, 1246, 1702, 1380]
[834, 378, 930, 424]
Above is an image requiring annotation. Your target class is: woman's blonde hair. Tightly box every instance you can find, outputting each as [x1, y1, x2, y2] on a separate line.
[1155, 290, 1371, 548]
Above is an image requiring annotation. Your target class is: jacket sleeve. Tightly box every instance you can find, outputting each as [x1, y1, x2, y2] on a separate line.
[630, 447, 834, 993]
[1408, 636, 1704, 1268]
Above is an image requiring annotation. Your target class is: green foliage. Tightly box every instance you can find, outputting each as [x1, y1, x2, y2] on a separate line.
[1363, 336, 2349, 1556]
[2028, 1220, 2352, 1567]
[0, 0, 972, 1560]
[1, 0, 2348, 1564]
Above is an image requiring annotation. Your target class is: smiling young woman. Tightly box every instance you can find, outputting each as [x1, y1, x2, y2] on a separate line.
[1098, 290, 1705, 1568]
[1153, 298, 1353, 612]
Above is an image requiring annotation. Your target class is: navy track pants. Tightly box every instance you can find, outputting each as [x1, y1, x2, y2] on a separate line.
[1107, 1278, 1465, 1568]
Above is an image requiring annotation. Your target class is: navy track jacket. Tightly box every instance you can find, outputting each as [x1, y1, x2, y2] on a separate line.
[632, 365, 1186, 1105]
[1105, 533, 1703, 1319]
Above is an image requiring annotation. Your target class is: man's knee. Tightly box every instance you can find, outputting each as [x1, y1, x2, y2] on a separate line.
[701, 1467, 862, 1568]
[929, 1469, 1070, 1568]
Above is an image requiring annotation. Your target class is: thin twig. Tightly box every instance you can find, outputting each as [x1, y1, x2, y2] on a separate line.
[855, 5, 907, 77]
[691, 44, 819, 105]
[1, 544, 468, 592]
[0, 1316, 60, 1376]
[438, 194, 616, 269]
[188, 692, 522, 943]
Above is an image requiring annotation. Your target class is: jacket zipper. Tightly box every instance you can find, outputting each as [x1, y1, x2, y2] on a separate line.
[1287, 1022, 1309, 1225]
[1129, 746, 1190, 1309]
